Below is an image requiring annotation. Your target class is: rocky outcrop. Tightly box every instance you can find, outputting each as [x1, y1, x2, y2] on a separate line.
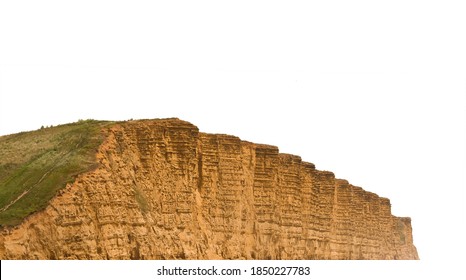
[0, 119, 419, 259]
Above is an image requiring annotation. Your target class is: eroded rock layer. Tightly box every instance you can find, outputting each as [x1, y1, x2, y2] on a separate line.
[0, 119, 418, 259]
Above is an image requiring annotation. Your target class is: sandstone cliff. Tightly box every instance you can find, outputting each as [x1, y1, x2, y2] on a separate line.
[0, 119, 418, 259]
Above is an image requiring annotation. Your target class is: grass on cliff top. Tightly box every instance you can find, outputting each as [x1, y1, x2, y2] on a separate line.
[0, 120, 111, 227]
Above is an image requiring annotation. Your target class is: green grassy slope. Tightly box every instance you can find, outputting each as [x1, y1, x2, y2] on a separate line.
[0, 120, 111, 227]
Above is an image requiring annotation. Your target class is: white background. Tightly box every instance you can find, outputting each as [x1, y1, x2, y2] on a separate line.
[1, 1, 465, 279]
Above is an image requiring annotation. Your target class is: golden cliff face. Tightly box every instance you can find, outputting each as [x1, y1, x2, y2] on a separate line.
[0, 119, 419, 259]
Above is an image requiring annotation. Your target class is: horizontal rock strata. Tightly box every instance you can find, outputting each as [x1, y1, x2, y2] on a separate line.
[0, 119, 418, 259]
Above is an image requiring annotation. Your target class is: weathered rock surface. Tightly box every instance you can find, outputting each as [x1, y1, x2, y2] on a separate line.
[0, 119, 418, 259]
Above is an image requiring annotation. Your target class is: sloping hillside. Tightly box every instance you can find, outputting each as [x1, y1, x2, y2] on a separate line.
[0, 120, 110, 226]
